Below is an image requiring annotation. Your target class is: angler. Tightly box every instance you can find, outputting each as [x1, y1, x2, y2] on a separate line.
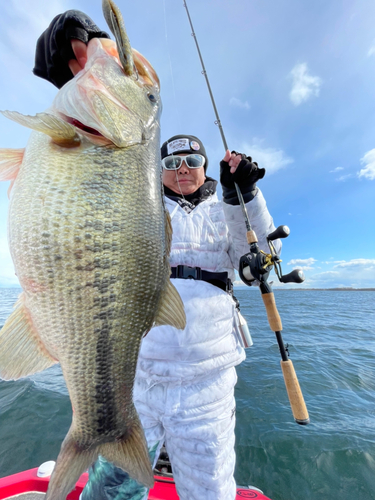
[29, 6, 280, 500]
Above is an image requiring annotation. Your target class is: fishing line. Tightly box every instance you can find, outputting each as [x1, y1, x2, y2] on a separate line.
[183, 0, 309, 425]
[162, 0, 182, 131]
[182, 0, 251, 232]
[174, 166, 186, 202]
[162, 0, 185, 199]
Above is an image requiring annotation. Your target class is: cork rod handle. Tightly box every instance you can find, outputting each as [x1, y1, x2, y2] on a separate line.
[261, 292, 282, 332]
[281, 359, 310, 424]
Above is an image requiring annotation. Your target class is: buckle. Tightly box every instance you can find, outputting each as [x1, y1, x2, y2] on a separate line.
[176, 265, 202, 280]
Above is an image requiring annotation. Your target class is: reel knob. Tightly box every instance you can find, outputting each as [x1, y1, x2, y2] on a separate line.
[280, 269, 305, 284]
[267, 225, 290, 241]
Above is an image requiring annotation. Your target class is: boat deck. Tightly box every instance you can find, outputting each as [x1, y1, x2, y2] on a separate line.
[6, 494, 45, 499]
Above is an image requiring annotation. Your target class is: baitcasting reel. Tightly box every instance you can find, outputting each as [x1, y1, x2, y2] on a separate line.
[237, 225, 310, 425]
[239, 225, 305, 292]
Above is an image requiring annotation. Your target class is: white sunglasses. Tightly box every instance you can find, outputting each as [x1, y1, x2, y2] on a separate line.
[161, 154, 206, 170]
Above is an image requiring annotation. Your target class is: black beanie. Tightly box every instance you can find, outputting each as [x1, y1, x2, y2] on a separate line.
[160, 134, 208, 171]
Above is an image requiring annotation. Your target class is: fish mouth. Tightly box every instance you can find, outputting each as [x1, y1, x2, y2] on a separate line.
[64, 116, 103, 137]
[59, 112, 117, 145]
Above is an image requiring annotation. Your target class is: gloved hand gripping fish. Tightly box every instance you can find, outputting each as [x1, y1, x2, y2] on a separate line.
[0, 1, 186, 499]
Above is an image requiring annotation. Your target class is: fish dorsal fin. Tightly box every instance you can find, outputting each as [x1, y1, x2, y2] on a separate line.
[0, 292, 57, 380]
[1, 110, 80, 148]
[154, 279, 186, 330]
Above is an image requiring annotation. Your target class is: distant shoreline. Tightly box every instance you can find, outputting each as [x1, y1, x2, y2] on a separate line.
[274, 288, 375, 291]
[1, 286, 375, 292]
[233, 285, 375, 291]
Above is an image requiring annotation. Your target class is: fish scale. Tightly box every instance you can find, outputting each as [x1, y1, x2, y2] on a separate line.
[0, 1, 186, 498]
[4, 130, 176, 482]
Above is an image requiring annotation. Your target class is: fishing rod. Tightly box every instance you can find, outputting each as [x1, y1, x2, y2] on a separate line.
[183, 0, 309, 425]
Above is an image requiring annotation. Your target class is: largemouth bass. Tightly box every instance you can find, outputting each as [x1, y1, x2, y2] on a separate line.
[0, 1, 186, 498]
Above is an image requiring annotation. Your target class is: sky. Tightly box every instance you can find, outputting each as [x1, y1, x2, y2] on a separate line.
[0, 0, 374, 288]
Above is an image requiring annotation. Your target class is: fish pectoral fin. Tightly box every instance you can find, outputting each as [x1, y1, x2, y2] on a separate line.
[164, 209, 173, 254]
[0, 292, 57, 380]
[154, 279, 186, 330]
[0, 148, 24, 181]
[0, 110, 80, 147]
[0, 147, 24, 197]
[100, 415, 154, 489]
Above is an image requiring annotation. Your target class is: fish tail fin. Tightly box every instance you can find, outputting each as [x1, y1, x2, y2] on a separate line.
[154, 279, 186, 330]
[0, 148, 24, 196]
[100, 414, 154, 489]
[46, 415, 154, 500]
[45, 429, 97, 500]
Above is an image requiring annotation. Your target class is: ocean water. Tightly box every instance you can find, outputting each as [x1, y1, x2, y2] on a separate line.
[0, 287, 374, 500]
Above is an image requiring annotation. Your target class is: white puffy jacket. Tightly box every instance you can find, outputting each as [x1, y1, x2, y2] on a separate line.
[136, 188, 280, 383]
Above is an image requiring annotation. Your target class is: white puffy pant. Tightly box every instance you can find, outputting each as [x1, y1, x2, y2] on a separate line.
[81, 367, 238, 500]
[135, 367, 238, 500]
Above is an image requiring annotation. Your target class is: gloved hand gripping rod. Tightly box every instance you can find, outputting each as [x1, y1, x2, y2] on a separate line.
[183, 0, 309, 424]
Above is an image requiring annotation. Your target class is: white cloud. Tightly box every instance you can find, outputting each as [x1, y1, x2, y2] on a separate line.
[279, 258, 375, 288]
[240, 140, 293, 175]
[229, 97, 250, 110]
[287, 257, 317, 271]
[333, 259, 375, 269]
[307, 259, 375, 288]
[289, 63, 322, 106]
[288, 258, 317, 267]
[330, 167, 344, 173]
[358, 149, 375, 180]
[337, 173, 353, 182]
[330, 166, 354, 182]
[310, 271, 340, 280]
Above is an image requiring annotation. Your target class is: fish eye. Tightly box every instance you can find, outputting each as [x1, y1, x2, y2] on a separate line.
[148, 93, 157, 103]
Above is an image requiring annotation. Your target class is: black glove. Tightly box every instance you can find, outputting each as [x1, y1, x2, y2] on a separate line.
[33, 10, 110, 88]
[220, 152, 266, 205]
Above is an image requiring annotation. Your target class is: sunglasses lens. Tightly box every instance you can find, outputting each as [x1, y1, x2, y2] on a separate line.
[162, 154, 205, 170]
[163, 156, 182, 170]
[186, 154, 205, 168]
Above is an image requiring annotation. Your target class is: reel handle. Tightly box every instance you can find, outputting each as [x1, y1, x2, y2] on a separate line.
[267, 225, 290, 241]
[280, 269, 305, 284]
